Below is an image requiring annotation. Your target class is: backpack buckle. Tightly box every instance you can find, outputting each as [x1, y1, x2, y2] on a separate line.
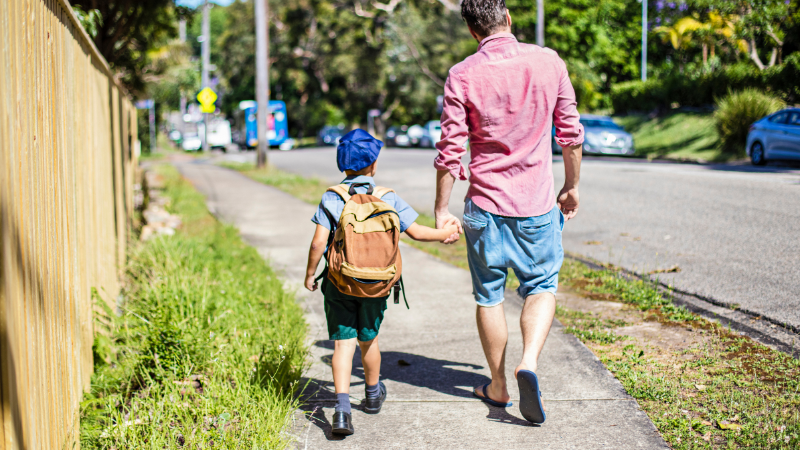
[393, 281, 401, 304]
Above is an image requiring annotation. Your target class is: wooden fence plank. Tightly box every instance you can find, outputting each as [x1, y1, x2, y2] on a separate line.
[0, 0, 138, 448]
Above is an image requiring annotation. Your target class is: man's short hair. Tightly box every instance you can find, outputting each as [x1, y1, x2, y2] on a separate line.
[460, 0, 508, 38]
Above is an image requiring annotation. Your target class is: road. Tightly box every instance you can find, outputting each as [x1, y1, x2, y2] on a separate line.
[223, 148, 800, 332]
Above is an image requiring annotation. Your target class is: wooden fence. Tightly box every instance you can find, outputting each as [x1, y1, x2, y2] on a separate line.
[0, 0, 138, 448]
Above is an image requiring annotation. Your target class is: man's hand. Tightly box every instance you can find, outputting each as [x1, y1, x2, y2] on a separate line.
[435, 211, 463, 244]
[304, 274, 319, 292]
[557, 186, 579, 220]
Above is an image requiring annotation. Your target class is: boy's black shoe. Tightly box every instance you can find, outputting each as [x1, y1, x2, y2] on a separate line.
[331, 411, 354, 435]
[363, 382, 387, 414]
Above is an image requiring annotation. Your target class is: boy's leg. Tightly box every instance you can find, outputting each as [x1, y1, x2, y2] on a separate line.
[476, 303, 511, 403]
[332, 338, 358, 394]
[358, 337, 381, 387]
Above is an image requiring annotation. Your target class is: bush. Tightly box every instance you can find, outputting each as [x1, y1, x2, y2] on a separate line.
[610, 58, 799, 114]
[714, 89, 785, 156]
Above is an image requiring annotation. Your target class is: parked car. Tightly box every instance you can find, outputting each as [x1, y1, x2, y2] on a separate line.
[385, 125, 411, 147]
[206, 119, 232, 149]
[182, 133, 202, 152]
[317, 125, 344, 146]
[420, 120, 442, 148]
[406, 124, 425, 147]
[553, 115, 634, 156]
[746, 108, 800, 165]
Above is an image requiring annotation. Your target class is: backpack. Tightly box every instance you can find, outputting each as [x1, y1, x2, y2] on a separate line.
[320, 182, 407, 307]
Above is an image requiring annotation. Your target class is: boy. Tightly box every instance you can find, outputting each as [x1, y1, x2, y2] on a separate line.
[304, 129, 459, 436]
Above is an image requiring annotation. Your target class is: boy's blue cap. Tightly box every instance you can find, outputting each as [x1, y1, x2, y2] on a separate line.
[337, 129, 383, 172]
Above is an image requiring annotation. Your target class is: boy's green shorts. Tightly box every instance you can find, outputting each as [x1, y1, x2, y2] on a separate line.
[323, 279, 388, 341]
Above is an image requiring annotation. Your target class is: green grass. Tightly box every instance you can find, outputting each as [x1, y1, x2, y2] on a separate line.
[79, 165, 308, 448]
[558, 259, 800, 449]
[615, 111, 727, 162]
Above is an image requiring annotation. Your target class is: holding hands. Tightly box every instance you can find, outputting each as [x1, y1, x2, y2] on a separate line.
[435, 211, 463, 244]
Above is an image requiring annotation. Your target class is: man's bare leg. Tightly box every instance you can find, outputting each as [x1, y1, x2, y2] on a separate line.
[474, 303, 511, 403]
[515, 292, 555, 375]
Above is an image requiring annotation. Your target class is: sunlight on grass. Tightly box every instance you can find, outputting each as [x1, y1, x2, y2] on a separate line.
[80, 165, 308, 448]
[616, 112, 726, 162]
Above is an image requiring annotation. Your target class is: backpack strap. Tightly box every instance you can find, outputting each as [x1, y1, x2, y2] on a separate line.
[326, 184, 351, 203]
[372, 186, 395, 199]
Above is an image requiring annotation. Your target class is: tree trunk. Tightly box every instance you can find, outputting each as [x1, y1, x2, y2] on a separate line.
[748, 39, 765, 70]
[702, 43, 708, 65]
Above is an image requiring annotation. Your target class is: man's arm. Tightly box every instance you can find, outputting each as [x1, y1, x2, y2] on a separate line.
[553, 58, 584, 220]
[434, 170, 463, 241]
[433, 72, 469, 242]
[558, 144, 581, 220]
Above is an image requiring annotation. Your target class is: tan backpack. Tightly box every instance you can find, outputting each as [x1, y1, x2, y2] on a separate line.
[321, 183, 407, 306]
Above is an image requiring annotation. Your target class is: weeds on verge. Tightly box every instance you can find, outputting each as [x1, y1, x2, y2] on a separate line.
[558, 259, 800, 449]
[79, 165, 308, 448]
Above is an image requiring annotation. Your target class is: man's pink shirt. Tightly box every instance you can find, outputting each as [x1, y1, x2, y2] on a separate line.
[434, 33, 584, 218]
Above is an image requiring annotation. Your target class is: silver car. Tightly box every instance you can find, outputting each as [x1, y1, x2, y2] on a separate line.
[553, 115, 634, 156]
[746, 108, 800, 165]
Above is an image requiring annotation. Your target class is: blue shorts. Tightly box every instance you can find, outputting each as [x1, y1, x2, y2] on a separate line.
[463, 199, 564, 307]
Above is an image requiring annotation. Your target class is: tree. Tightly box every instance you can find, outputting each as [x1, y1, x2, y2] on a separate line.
[70, 0, 191, 94]
[689, 0, 790, 69]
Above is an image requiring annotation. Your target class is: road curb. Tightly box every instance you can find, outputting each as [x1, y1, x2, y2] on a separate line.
[566, 252, 800, 359]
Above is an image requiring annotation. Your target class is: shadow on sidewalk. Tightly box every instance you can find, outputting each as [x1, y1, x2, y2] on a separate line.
[296, 339, 514, 439]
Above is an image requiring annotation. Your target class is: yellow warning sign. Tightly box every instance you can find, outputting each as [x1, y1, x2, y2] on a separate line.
[197, 87, 217, 113]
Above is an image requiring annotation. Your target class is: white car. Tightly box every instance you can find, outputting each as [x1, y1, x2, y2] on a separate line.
[746, 108, 800, 165]
[181, 133, 202, 151]
[420, 120, 442, 148]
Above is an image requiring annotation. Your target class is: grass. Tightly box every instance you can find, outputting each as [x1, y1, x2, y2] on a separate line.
[222, 161, 800, 449]
[557, 259, 800, 449]
[615, 111, 726, 162]
[79, 164, 308, 448]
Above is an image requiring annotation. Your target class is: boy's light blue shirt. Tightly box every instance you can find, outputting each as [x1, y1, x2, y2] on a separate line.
[312, 175, 419, 232]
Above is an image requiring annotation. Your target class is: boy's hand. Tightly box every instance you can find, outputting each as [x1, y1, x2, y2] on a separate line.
[304, 274, 319, 292]
[440, 224, 460, 243]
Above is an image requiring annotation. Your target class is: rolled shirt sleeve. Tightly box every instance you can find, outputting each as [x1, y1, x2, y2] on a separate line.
[434, 72, 469, 180]
[553, 59, 584, 148]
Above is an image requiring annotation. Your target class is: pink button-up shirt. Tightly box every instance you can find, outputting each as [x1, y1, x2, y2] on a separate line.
[434, 33, 584, 218]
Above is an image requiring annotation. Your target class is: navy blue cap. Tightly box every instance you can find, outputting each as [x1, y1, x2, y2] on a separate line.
[337, 129, 383, 172]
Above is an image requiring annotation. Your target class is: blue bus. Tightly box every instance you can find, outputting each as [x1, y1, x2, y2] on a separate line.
[235, 100, 289, 149]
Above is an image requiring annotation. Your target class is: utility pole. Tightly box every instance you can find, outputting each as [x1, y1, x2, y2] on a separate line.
[255, 0, 270, 168]
[536, 0, 544, 47]
[179, 19, 187, 133]
[641, 0, 648, 81]
[201, 0, 211, 152]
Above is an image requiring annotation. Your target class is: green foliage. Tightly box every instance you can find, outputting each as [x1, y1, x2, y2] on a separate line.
[714, 88, 785, 156]
[70, 0, 192, 94]
[611, 57, 799, 113]
[80, 165, 308, 448]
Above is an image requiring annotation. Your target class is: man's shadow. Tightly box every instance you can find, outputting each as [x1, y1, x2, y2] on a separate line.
[296, 340, 533, 440]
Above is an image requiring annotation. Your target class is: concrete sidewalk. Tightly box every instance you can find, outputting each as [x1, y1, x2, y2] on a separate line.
[175, 160, 667, 450]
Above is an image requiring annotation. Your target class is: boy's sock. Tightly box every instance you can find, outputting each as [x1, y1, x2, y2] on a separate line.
[365, 381, 381, 399]
[335, 393, 351, 414]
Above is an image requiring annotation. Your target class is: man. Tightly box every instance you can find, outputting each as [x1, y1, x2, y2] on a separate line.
[433, 0, 583, 424]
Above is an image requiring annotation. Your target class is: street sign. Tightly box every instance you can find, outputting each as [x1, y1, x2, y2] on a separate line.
[197, 87, 217, 113]
[135, 99, 154, 109]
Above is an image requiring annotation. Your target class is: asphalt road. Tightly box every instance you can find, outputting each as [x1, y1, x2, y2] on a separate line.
[224, 148, 800, 331]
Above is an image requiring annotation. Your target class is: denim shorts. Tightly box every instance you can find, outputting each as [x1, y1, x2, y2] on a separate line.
[463, 199, 564, 307]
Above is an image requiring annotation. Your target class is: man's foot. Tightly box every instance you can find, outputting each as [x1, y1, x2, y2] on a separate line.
[331, 411, 354, 435]
[363, 382, 387, 414]
[515, 363, 545, 412]
[473, 382, 512, 407]
[516, 369, 546, 424]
